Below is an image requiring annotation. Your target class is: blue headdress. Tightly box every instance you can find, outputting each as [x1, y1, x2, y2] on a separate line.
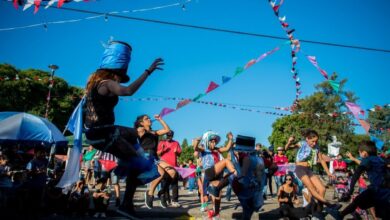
[99, 41, 132, 83]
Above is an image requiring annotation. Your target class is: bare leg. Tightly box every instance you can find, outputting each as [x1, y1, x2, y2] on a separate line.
[300, 175, 327, 203]
[309, 175, 326, 198]
[147, 164, 165, 196]
[213, 159, 236, 175]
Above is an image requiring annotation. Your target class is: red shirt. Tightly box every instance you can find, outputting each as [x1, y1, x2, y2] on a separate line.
[273, 154, 288, 176]
[332, 160, 347, 172]
[157, 140, 181, 166]
[188, 164, 196, 178]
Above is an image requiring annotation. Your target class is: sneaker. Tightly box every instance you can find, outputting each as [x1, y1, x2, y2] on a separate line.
[93, 212, 100, 218]
[171, 201, 181, 208]
[144, 191, 154, 209]
[159, 193, 168, 208]
[101, 212, 106, 218]
[116, 206, 141, 220]
[200, 202, 208, 212]
[115, 198, 121, 207]
[207, 210, 215, 219]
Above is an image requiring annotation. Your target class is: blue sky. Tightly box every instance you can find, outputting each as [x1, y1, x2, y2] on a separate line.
[1, 0, 389, 146]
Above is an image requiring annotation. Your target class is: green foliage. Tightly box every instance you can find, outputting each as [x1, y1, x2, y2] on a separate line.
[0, 63, 84, 131]
[178, 138, 194, 165]
[268, 73, 363, 160]
[367, 105, 390, 150]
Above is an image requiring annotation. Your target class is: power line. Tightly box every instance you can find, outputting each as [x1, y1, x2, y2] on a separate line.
[49, 5, 390, 53]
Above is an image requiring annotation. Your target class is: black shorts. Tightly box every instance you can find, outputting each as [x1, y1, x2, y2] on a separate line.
[204, 167, 224, 181]
[295, 165, 314, 179]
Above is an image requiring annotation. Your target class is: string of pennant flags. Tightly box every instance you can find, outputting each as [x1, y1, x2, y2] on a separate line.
[154, 42, 288, 118]
[268, 0, 302, 110]
[1, 0, 192, 31]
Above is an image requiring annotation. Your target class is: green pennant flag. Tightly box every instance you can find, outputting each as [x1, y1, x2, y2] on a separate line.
[234, 67, 244, 76]
[192, 93, 205, 102]
[328, 80, 340, 93]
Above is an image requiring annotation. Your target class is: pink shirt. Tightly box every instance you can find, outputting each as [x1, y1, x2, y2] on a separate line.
[273, 154, 288, 176]
[157, 140, 181, 167]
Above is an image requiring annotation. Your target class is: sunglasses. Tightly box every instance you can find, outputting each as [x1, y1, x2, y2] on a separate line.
[286, 178, 292, 181]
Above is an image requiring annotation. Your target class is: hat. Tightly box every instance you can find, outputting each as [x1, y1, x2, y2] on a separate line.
[234, 135, 256, 152]
[277, 147, 284, 151]
[99, 41, 132, 83]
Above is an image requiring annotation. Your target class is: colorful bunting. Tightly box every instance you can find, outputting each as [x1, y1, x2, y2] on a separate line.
[159, 108, 175, 118]
[192, 93, 205, 102]
[306, 56, 329, 79]
[359, 119, 370, 133]
[234, 67, 244, 76]
[205, 81, 219, 93]
[176, 99, 191, 109]
[222, 76, 231, 84]
[328, 80, 340, 93]
[345, 102, 364, 119]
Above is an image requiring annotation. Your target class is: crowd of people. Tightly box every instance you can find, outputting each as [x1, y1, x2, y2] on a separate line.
[1, 41, 389, 220]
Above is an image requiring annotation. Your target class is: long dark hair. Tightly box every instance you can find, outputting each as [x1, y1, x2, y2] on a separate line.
[301, 129, 319, 139]
[134, 114, 150, 129]
[283, 173, 294, 187]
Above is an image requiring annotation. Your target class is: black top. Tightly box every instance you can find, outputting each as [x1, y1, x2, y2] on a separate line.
[279, 187, 296, 207]
[85, 82, 119, 128]
[139, 131, 159, 154]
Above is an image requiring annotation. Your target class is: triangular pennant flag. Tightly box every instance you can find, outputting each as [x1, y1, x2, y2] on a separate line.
[358, 119, 370, 133]
[234, 67, 244, 76]
[345, 102, 363, 119]
[58, 0, 65, 8]
[45, 0, 58, 9]
[328, 80, 340, 93]
[244, 59, 256, 69]
[13, 0, 18, 9]
[23, 0, 34, 11]
[222, 76, 231, 84]
[34, 0, 41, 14]
[159, 108, 175, 118]
[176, 99, 191, 109]
[192, 93, 205, 102]
[205, 81, 219, 93]
[174, 166, 195, 179]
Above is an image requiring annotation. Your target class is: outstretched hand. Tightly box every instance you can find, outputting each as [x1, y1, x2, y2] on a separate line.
[147, 58, 164, 74]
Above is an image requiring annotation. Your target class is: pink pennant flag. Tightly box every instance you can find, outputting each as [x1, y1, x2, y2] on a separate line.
[34, 0, 41, 14]
[345, 102, 363, 119]
[359, 119, 370, 133]
[58, 0, 65, 7]
[306, 56, 328, 79]
[174, 166, 195, 179]
[13, 0, 18, 9]
[159, 108, 175, 118]
[244, 59, 256, 69]
[205, 81, 219, 93]
[176, 99, 191, 109]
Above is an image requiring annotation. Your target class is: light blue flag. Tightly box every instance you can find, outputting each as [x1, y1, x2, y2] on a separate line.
[370, 136, 384, 150]
[57, 97, 86, 189]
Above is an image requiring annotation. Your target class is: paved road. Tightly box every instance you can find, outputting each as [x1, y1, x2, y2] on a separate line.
[41, 181, 357, 220]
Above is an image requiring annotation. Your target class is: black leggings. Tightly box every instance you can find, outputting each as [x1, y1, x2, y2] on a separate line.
[86, 125, 138, 161]
[341, 187, 390, 218]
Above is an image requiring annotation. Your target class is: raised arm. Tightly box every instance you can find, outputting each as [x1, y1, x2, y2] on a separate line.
[285, 136, 300, 151]
[346, 152, 361, 165]
[193, 137, 204, 152]
[218, 132, 234, 153]
[153, 115, 170, 136]
[100, 58, 164, 96]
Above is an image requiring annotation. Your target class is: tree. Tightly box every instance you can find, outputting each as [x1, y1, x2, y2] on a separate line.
[0, 63, 84, 131]
[178, 138, 194, 165]
[367, 105, 390, 150]
[268, 73, 362, 160]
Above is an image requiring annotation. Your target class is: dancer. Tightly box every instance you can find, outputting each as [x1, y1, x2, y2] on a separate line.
[193, 131, 237, 219]
[134, 114, 173, 209]
[83, 40, 164, 219]
[285, 129, 340, 210]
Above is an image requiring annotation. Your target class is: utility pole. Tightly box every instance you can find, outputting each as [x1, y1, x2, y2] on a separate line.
[45, 64, 59, 118]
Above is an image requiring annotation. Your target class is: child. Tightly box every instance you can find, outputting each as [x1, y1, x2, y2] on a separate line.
[93, 178, 111, 218]
[335, 141, 390, 219]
